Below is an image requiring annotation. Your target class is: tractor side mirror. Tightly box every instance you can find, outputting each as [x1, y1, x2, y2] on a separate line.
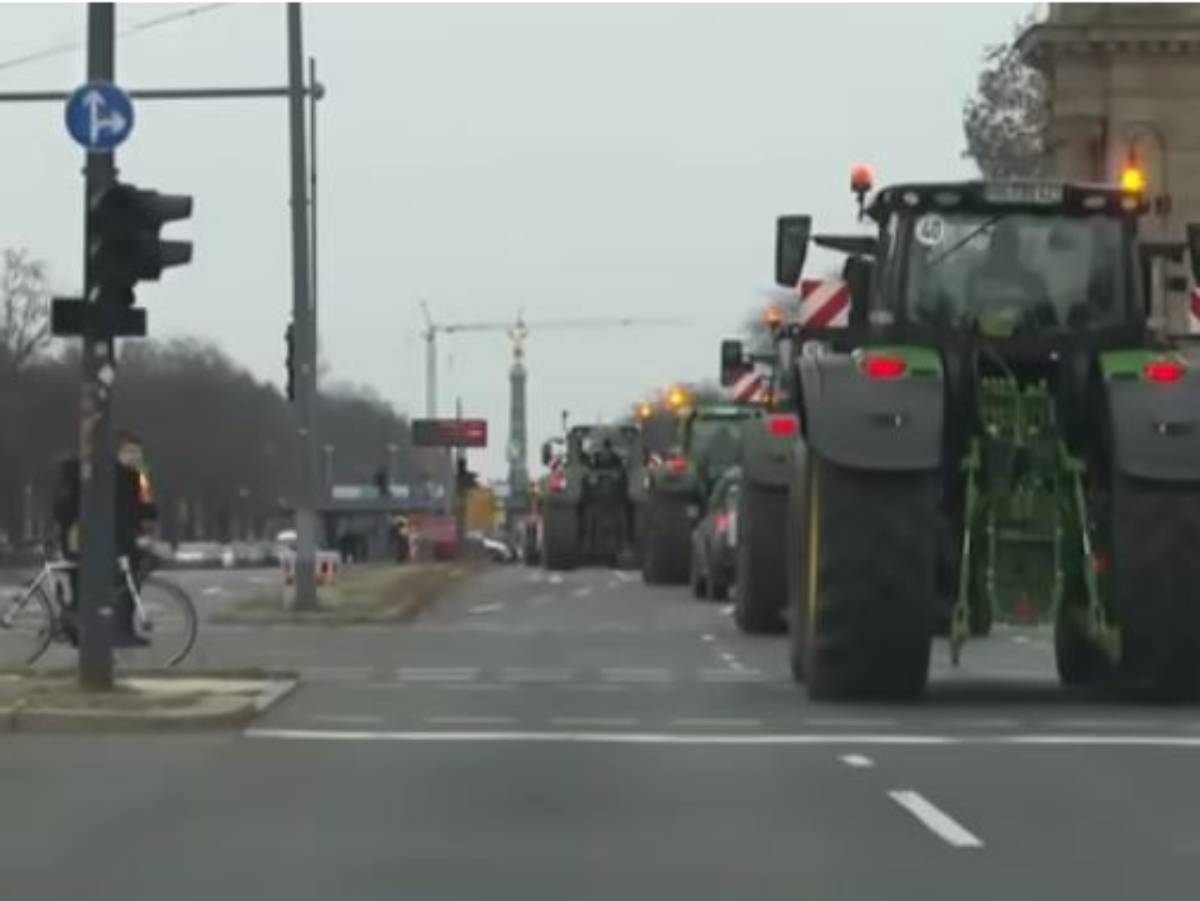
[540, 442, 552, 467]
[842, 255, 874, 329]
[720, 339, 747, 386]
[1187, 223, 1200, 284]
[775, 215, 811, 287]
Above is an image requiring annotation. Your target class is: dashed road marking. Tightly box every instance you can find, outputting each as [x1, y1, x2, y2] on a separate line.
[672, 717, 762, 728]
[1048, 719, 1161, 730]
[600, 667, 672, 683]
[426, 715, 516, 727]
[720, 604, 735, 617]
[888, 790, 983, 849]
[548, 574, 564, 585]
[469, 602, 504, 614]
[697, 668, 765, 683]
[551, 716, 639, 728]
[201, 586, 228, 597]
[396, 667, 480, 682]
[436, 682, 515, 692]
[570, 586, 593, 599]
[613, 571, 636, 584]
[839, 753, 875, 768]
[500, 667, 573, 684]
[300, 666, 373, 682]
[557, 683, 628, 693]
[701, 633, 715, 643]
[804, 717, 899, 728]
[528, 571, 546, 584]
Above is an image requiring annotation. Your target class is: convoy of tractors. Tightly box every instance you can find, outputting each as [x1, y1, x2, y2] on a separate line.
[525, 166, 1200, 703]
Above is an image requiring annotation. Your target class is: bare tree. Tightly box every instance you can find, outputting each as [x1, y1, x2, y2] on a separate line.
[962, 13, 1048, 179]
[0, 249, 52, 376]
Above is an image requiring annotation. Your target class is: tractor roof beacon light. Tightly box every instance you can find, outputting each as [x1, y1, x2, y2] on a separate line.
[764, 305, 784, 330]
[667, 386, 687, 410]
[638, 402, 653, 420]
[850, 163, 875, 220]
[1121, 158, 1146, 195]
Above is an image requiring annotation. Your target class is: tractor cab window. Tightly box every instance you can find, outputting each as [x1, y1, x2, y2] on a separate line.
[903, 211, 1132, 337]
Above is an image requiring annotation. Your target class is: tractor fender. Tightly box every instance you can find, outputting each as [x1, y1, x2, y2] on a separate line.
[741, 418, 792, 488]
[1105, 360, 1200, 481]
[796, 350, 944, 472]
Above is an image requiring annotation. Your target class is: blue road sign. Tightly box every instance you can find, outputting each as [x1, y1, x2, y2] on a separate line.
[64, 80, 134, 151]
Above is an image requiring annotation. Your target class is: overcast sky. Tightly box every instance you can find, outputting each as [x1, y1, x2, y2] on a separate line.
[0, 2, 1028, 480]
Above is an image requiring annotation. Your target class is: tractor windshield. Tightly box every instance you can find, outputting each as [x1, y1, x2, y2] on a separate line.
[902, 211, 1134, 337]
[689, 412, 754, 469]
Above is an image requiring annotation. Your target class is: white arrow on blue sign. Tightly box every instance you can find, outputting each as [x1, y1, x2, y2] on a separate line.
[64, 80, 134, 151]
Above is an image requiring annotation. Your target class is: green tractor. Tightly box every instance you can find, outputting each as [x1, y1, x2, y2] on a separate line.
[718, 338, 800, 634]
[778, 176, 1200, 700]
[641, 403, 763, 584]
[539, 424, 646, 570]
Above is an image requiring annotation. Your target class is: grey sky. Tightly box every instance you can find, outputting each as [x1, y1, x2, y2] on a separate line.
[0, 2, 1028, 479]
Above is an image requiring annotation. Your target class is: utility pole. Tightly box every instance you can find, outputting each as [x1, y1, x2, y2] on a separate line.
[77, 3, 118, 690]
[287, 2, 319, 610]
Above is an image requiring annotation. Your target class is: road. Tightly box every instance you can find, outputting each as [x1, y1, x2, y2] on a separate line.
[2, 563, 1199, 900]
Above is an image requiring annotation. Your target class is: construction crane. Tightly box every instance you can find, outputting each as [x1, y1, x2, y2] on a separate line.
[417, 303, 684, 524]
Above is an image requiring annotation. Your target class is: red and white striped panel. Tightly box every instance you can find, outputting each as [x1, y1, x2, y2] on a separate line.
[797, 278, 850, 328]
[727, 369, 765, 403]
[1190, 287, 1200, 334]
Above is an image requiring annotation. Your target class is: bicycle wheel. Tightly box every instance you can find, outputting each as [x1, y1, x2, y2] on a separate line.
[0, 580, 55, 666]
[114, 575, 198, 670]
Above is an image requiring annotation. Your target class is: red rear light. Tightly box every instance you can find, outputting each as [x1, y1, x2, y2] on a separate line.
[714, 512, 731, 533]
[862, 354, 907, 380]
[548, 471, 566, 492]
[666, 457, 689, 475]
[767, 414, 798, 437]
[1143, 359, 1186, 384]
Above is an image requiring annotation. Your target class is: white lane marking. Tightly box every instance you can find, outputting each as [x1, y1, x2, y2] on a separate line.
[426, 715, 516, 727]
[804, 717, 898, 728]
[718, 651, 747, 672]
[1048, 719, 1161, 730]
[888, 790, 984, 849]
[436, 682, 515, 692]
[552, 717, 639, 728]
[248, 575, 273, 586]
[600, 667, 672, 683]
[308, 714, 384, 726]
[247, 730, 1200, 748]
[528, 571, 546, 584]
[840, 754, 875, 768]
[469, 602, 504, 614]
[701, 633, 715, 643]
[527, 593, 554, 606]
[570, 586, 593, 599]
[1012, 635, 1030, 645]
[720, 604, 735, 617]
[361, 682, 409, 691]
[396, 667, 480, 682]
[613, 571, 636, 583]
[606, 580, 623, 590]
[557, 683, 627, 693]
[697, 668, 765, 683]
[299, 666, 372, 682]
[672, 717, 762, 728]
[201, 586, 228, 597]
[500, 667, 574, 684]
[548, 574, 564, 585]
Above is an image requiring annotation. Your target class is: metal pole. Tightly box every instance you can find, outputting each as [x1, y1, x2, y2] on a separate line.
[287, 2, 318, 610]
[425, 330, 437, 417]
[0, 86, 323, 103]
[308, 56, 318, 361]
[78, 2, 117, 690]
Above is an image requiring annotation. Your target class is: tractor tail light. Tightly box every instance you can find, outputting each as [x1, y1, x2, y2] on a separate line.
[1143, 359, 1186, 384]
[767, 414, 798, 437]
[862, 353, 907, 380]
[714, 512, 731, 533]
[666, 457, 689, 475]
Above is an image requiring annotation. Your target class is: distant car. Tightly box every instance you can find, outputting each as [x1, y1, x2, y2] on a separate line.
[173, 541, 223, 568]
[689, 466, 741, 602]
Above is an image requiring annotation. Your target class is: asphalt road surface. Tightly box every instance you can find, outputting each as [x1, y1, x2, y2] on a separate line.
[3, 563, 1200, 900]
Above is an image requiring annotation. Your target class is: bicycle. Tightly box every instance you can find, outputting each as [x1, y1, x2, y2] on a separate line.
[0, 550, 198, 669]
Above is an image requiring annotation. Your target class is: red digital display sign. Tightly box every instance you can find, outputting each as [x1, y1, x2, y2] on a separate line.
[412, 418, 488, 448]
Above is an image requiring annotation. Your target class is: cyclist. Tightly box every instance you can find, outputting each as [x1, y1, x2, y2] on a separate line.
[51, 432, 157, 646]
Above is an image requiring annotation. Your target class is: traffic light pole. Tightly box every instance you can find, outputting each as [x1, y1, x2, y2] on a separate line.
[287, 2, 320, 611]
[78, 2, 117, 690]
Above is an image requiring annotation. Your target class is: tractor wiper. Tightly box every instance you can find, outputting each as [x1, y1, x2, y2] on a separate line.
[927, 212, 1010, 270]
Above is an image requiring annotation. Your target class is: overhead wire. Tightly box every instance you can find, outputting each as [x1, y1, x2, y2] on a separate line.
[0, 4, 228, 77]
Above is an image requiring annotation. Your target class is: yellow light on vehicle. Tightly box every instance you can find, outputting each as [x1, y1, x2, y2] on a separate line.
[1121, 165, 1146, 194]
[638, 402, 653, 420]
[667, 387, 687, 409]
[764, 305, 783, 329]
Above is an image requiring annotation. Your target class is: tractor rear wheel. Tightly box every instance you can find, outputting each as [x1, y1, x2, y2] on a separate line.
[795, 455, 937, 701]
[734, 482, 787, 635]
[1054, 606, 1104, 688]
[542, 505, 578, 571]
[641, 494, 691, 585]
[1112, 476, 1200, 700]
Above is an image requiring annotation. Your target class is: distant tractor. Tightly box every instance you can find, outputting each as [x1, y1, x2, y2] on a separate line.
[641, 403, 762, 585]
[539, 424, 646, 569]
[777, 169, 1200, 700]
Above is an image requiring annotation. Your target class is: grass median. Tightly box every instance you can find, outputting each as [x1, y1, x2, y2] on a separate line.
[209, 561, 481, 625]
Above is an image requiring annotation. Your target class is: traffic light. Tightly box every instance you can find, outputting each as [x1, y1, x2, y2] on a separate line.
[285, 322, 296, 402]
[88, 181, 192, 336]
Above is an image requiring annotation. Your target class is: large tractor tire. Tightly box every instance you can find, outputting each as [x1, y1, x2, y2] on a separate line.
[542, 505, 578, 571]
[1112, 476, 1200, 700]
[733, 482, 788, 635]
[1054, 606, 1105, 688]
[641, 493, 692, 585]
[790, 454, 937, 701]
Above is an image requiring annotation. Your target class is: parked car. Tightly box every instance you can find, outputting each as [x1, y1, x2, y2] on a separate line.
[173, 541, 224, 568]
[689, 466, 741, 602]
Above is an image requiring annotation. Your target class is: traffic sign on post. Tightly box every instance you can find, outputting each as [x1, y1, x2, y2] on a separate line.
[65, 80, 134, 151]
[412, 418, 488, 448]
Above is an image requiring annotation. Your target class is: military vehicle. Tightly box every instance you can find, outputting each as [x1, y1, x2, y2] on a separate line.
[641, 403, 762, 584]
[540, 424, 646, 569]
[777, 170, 1200, 700]
[718, 338, 799, 633]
